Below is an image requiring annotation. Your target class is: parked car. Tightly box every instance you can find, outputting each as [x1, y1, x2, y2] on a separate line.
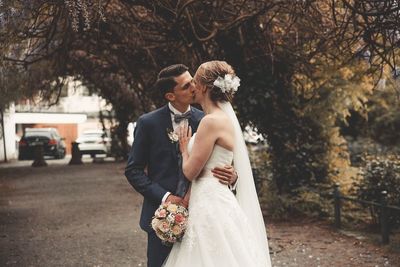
[76, 129, 111, 158]
[243, 125, 265, 144]
[127, 122, 136, 147]
[18, 128, 66, 160]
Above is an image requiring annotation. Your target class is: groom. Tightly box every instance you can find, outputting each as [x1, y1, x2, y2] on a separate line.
[125, 64, 237, 267]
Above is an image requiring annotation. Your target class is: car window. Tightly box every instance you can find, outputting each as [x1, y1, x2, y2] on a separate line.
[25, 131, 52, 138]
[82, 133, 104, 137]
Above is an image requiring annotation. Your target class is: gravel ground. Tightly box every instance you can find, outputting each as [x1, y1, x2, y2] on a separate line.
[0, 161, 146, 266]
[268, 219, 399, 267]
[0, 161, 399, 267]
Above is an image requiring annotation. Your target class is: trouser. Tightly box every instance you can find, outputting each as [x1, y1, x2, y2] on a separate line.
[147, 231, 172, 267]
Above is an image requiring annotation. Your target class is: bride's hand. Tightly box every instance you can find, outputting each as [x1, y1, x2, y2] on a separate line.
[178, 122, 192, 154]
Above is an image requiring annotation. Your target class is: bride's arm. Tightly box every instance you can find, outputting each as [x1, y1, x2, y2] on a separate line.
[179, 117, 218, 181]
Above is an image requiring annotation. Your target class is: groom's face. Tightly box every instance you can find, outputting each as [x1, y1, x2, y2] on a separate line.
[170, 71, 195, 106]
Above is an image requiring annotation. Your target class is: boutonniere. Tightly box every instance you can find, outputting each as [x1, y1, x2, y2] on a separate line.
[166, 128, 179, 143]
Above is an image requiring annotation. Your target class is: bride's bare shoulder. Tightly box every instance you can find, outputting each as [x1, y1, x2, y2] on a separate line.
[198, 114, 218, 128]
[199, 112, 230, 130]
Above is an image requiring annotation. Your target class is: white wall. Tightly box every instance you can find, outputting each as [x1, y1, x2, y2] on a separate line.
[14, 112, 87, 124]
[60, 78, 111, 113]
[15, 77, 112, 114]
[0, 104, 17, 161]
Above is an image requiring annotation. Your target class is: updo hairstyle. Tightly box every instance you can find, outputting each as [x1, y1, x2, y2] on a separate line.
[195, 61, 236, 103]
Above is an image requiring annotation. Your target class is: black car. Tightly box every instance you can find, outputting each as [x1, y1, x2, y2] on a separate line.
[18, 128, 66, 160]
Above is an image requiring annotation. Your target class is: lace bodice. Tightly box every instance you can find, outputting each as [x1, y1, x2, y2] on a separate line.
[188, 133, 233, 177]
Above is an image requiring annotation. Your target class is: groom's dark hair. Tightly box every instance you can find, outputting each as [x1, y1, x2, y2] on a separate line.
[155, 64, 189, 97]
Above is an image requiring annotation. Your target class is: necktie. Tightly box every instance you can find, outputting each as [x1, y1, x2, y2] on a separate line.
[175, 151, 190, 197]
[173, 111, 191, 123]
[169, 109, 191, 197]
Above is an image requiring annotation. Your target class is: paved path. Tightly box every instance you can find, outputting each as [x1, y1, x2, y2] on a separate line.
[268, 220, 398, 266]
[0, 162, 399, 266]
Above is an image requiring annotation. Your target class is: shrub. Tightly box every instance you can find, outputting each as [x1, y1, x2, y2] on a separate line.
[248, 144, 333, 219]
[353, 154, 400, 228]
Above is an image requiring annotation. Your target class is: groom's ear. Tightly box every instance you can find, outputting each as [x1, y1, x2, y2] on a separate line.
[165, 92, 175, 102]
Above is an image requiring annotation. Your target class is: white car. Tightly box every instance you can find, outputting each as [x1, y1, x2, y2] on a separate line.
[127, 122, 136, 147]
[243, 125, 264, 144]
[76, 130, 111, 157]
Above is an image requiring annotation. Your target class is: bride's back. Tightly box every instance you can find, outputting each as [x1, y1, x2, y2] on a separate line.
[205, 109, 235, 152]
[188, 110, 234, 178]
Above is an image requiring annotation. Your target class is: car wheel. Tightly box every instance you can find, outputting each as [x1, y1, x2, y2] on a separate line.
[61, 149, 66, 159]
[54, 152, 61, 159]
[57, 149, 66, 159]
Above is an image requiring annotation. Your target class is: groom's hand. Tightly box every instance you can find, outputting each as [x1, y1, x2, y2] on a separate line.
[180, 199, 189, 209]
[212, 166, 238, 185]
[165, 194, 183, 204]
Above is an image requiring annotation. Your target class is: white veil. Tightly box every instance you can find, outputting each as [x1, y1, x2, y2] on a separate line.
[218, 101, 271, 263]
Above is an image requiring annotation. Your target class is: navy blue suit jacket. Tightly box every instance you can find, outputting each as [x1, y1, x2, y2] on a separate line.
[125, 104, 204, 232]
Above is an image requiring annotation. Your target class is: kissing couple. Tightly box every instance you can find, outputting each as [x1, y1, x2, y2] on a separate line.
[125, 61, 271, 267]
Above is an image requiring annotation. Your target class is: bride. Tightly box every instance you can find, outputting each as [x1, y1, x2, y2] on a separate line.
[163, 61, 271, 267]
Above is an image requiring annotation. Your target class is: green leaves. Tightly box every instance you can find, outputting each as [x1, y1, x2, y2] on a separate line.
[353, 154, 400, 227]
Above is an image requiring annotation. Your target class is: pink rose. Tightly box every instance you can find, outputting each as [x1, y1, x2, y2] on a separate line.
[151, 218, 160, 229]
[175, 214, 185, 224]
[158, 220, 170, 233]
[172, 225, 182, 236]
[157, 209, 167, 218]
[168, 237, 177, 243]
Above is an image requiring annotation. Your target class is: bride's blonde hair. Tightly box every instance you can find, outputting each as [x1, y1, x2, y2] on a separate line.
[195, 61, 236, 103]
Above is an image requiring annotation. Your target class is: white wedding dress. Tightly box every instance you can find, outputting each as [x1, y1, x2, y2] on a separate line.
[163, 132, 272, 267]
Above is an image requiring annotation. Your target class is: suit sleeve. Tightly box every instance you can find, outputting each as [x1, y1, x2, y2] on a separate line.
[125, 117, 168, 203]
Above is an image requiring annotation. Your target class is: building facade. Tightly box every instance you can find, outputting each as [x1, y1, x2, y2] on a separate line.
[0, 78, 112, 162]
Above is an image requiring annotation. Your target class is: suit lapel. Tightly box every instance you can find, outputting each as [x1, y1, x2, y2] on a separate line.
[160, 104, 173, 131]
[160, 105, 178, 161]
[160, 105, 203, 161]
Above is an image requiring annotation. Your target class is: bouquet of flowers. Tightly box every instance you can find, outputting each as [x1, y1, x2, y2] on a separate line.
[151, 202, 189, 245]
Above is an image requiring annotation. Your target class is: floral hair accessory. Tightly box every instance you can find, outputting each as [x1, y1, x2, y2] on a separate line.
[213, 74, 240, 94]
